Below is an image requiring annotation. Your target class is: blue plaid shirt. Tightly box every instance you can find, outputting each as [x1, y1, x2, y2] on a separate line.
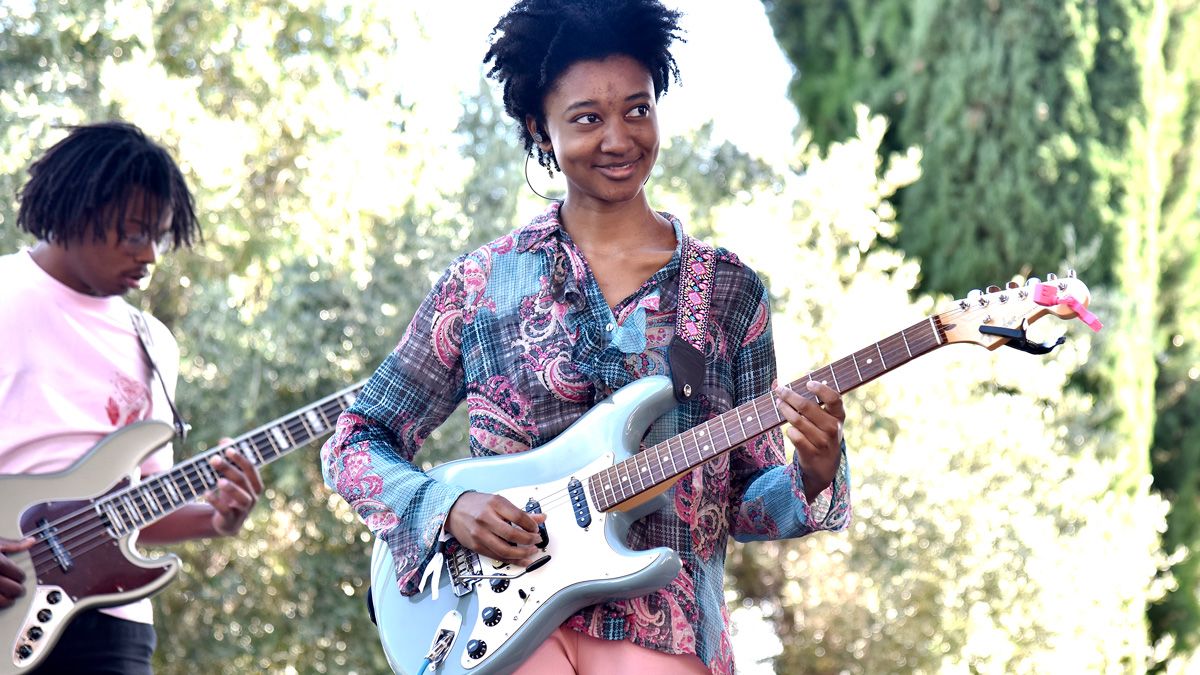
[322, 202, 850, 673]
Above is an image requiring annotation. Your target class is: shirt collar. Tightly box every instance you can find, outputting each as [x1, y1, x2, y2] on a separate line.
[513, 200, 687, 257]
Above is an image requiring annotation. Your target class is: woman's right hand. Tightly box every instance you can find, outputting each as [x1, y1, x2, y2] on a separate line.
[445, 492, 546, 565]
[0, 537, 34, 609]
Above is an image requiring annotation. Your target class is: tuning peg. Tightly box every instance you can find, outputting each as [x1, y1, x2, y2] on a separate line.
[986, 285, 1001, 293]
[1046, 272, 1058, 281]
[1006, 281, 1020, 289]
[1026, 277, 1041, 286]
[1067, 269, 1077, 278]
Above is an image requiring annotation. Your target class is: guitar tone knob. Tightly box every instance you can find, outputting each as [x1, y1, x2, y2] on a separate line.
[467, 639, 488, 659]
[36, 610, 52, 623]
[47, 591, 61, 604]
[482, 606, 502, 626]
[16, 645, 33, 660]
[489, 578, 509, 593]
[26, 627, 43, 641]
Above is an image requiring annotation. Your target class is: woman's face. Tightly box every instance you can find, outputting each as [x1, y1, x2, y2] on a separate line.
[529, 54, 659, 211]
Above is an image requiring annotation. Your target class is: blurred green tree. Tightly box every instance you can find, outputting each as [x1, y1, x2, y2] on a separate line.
[762, 0, 1200, 666]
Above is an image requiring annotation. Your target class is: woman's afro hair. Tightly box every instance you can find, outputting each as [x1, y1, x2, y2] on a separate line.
[483, 0, 684, 153]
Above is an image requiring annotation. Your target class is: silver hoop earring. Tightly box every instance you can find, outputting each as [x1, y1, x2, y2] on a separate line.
[525, 151, 553, 201]
[532, 132, 544, 143]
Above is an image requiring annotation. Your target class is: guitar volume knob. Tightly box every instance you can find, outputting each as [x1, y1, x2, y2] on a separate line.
[482, 606, 502, 626]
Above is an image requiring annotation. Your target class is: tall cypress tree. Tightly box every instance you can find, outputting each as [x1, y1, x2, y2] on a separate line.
[762, 0, 1200, 664]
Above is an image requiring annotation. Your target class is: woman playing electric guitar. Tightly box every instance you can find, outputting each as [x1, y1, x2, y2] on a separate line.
[321, 2, 850, 673]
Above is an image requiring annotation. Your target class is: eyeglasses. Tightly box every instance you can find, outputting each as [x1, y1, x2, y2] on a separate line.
[119, 230, 172, 256]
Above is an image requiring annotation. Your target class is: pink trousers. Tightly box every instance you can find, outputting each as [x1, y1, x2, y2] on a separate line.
[513, 626, 711, 674]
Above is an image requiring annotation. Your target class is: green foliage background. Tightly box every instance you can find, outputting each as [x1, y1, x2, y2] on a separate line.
[0, 1, 1185, 673]
[761, 0, 1200, 669]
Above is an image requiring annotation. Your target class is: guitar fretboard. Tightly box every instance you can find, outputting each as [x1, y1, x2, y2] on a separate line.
[97, 381, 365, 536]
[589, 316, 948, 511]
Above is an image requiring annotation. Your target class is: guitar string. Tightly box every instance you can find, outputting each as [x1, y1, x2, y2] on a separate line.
[525, 316, 952, 515]
[446, 317, 955, 569]
[24, 398, 350, 575]
[579, 318, 950, 511]
[21, 309, 966, 576]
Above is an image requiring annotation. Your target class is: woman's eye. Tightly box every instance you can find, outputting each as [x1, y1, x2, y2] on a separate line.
[576, 113, 601, 124]
[629, 104, 651, 117]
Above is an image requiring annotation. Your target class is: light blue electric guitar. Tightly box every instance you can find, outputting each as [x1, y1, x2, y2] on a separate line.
[371, 274, 1099, 674]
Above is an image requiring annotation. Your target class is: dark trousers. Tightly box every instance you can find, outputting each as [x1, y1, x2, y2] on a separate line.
[32, 610, 156, 675]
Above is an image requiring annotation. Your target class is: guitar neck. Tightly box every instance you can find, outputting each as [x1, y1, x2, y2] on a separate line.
[591, 315, 949, 511]
[97, 381, 365, 533]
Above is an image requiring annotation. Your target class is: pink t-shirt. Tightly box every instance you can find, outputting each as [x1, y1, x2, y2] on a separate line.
[0, 249, 178, 624]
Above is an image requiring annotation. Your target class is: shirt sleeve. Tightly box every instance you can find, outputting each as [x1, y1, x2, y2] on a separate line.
[725, 283, 852, 541]
[320, 260, 473, 596]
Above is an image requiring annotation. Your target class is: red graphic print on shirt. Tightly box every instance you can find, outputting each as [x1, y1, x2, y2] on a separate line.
[105, 373, 150, 426]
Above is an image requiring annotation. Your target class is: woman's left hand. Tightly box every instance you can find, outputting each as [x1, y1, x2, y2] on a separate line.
[774, 380, 845, 502]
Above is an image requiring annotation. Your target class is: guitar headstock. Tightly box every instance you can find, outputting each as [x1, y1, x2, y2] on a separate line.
[939, 271, 1096, 350]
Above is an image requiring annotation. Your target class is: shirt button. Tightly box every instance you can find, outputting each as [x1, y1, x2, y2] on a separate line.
[605, 322, 615, 332]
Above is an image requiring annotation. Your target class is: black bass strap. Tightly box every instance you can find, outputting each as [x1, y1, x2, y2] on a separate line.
[127, 306, 190, 441]
[670, 234, 717, 403]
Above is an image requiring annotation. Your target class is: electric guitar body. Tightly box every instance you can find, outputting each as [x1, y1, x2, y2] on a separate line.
[371, 376, 683, 675]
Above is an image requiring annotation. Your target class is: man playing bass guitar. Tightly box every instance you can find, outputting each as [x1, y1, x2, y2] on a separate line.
[0, 121, 262, 674]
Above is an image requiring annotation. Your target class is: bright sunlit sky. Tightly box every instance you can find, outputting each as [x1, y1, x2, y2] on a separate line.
[399, 0, 801, 167]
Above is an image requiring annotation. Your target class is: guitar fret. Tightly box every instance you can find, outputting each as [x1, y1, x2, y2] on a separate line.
[691, 425, 705, 461]
[261, 431, 282, 461]
[143, 484, 164, 515]
[164, 476, 184, 505]
[850, 352, 864, 383]
[286, 417, 309, 444]
[200, 460, 220, 489]
[876, 342, 888, 370]
[728, 413, 745, 450]
[635, 454, 653, 491]
[712, 415, 730, 461]
[929, 317, 942, 345]
[270, 425, 290, 452]
[295, 412, 316, 442]
[102, 502, 126, 535]
[236, 439, 260, 464]
[306, 408, 327, 434]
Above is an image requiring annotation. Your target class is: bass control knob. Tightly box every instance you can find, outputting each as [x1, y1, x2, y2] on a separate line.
[466, 639, 488, 660]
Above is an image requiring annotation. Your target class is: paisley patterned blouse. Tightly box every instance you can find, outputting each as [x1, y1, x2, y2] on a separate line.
[321, 201, 851, 673]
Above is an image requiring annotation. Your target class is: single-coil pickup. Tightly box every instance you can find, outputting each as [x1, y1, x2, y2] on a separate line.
[568, 478, 591, 528]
